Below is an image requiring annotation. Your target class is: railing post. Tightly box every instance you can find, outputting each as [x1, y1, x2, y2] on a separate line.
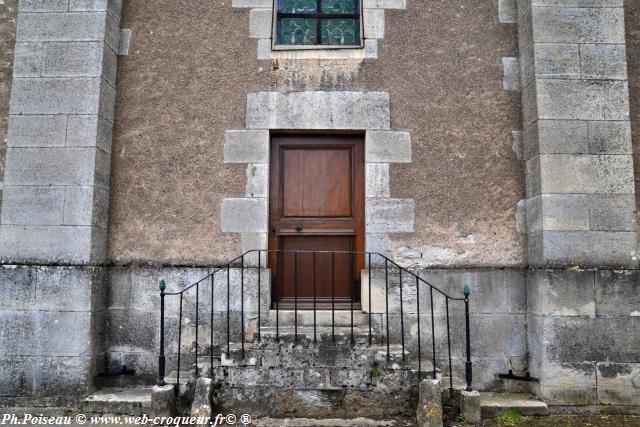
[464, 284, 473, 391]
[158, 279, 166, 386]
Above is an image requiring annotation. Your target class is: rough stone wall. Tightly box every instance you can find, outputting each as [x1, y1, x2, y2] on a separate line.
[0, 265, 106, 406]
[527, 270, 640, 407]
[626, 0, 640, 231]
[103, 266, 526, 394]
[0, 0, 17, 210]
[107, 0, 524, 267]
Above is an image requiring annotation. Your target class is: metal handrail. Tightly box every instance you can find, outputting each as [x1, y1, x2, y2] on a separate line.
[157, 250, 473, 393]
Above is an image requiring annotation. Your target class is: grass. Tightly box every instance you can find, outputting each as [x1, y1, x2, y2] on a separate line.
[496, 408, 523, 426]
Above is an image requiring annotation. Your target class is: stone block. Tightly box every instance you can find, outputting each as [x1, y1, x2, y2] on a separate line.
[520, 45, 535, 89]
[580, 43, 627, 80]
[0, 266, 36, 311]
[221, 198, 268, 232]
[365, 233, 390, 258]
[365, 198, 414, 233]
[521, 77, 537, 125]
[0, 224, 104, 264]
[526, 194, 589, 232]
[596, 363, 640, 405]
[240, 233, 267, 267]
[512, 130, 523, 160]
[366, 131, 411, 163]
[35, 356, 93, 397]
[587, 120, 632, 154]
[69, 0, 123, 23]
[502, 57, 521, 91]
[191, 377, 213, 418]
[246, 91, 390, 130]
[595, 270, 640, 317]
[534, 43, 580, 79]
[7, 114, 67, 148]
[3, 147, 104, 187]
[527, 270, 595, 317]
[536, 79, 629, 121]
[363, 0, 406, 8]
[0, 186, 65, 225]
[538, 154, 634, 194]
[365, 163, 390, 197]
[460, 390, 481, 423]
[536, 119, 588, 155]
[152, 384, 176, 416]
[67, 114, 113, 152]
[364, 9, 385, 39]
[531, 6, 625, 44]
[107, 268, 131, 310]
[41, 41, 105, 78]
[416, 379, 443, 427]
[0, 356, 36, 397]
[13, 42, 43, 77]
[10, 77, 102, 115]
[531, 230, 638, 268]
[19, 0, 69, 12]
[232, 0, 272, 7]
[16, 12, 111, 42]
[245, 164, 268, 197]
[249, 8, 272, 39]
[498, 0, 518, 24]
[535, 361, 597, 405]
[35, 311, 95, 357]
[533, 315, 640, 363]
[64, 185, 105, 231]
[35, 267, 102, 312]
[588, 194, 636, 231]
[224, 130, 269, 164]
[525, 156, 541, 197]
[118, 28, 131, 55]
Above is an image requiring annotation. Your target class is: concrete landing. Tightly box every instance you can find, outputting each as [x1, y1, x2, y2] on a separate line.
[82, 387, 153, 415]
[480, 392, 548, 418]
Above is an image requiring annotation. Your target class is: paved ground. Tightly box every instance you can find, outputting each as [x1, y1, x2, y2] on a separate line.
[446, 415, 640, 427]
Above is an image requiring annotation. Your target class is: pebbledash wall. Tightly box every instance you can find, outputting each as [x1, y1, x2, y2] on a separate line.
[0, 0, 638, 410]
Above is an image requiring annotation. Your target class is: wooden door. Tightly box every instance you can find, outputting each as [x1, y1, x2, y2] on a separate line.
[269, 134, 364, 308]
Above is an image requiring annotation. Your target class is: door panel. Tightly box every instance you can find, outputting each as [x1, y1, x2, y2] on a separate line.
[282, 148, 352, 217]
[269, 134, 364, 308]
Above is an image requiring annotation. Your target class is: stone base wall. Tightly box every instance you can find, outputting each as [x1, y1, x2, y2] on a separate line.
[0, 265, 106, 407]
[528, 270, 640, 407]
[0, 264, 638, 408]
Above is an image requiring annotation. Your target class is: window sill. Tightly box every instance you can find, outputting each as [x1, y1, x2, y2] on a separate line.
[259, 39, 377, 60]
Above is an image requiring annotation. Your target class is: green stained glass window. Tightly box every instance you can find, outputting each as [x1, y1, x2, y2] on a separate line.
[276, 0, 361, 47]
[277, 18, 318, 45]
[321, 0, 357, 14]
[321, 18, 358, 45]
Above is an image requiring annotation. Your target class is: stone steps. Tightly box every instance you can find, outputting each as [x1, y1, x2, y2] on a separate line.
[81, 387, 153, 415]
[262, 310, 372, 327]
[480, 392, 548, 418]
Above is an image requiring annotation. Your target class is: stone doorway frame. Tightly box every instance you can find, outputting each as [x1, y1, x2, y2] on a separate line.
[222, 91, 415, 266]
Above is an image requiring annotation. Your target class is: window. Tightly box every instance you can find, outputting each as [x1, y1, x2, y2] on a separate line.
[274, 0, 362, 48]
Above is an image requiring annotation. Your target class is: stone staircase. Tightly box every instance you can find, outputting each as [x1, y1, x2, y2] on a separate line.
[82, 308, 548, 423]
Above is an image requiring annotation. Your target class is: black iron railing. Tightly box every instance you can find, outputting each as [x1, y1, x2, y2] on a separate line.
[157, 250, 473, 393]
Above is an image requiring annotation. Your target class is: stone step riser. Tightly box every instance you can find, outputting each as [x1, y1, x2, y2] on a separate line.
[213, 387, 418, 419]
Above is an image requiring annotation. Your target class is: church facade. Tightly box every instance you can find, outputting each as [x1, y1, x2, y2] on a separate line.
[0, 0, 639, 415]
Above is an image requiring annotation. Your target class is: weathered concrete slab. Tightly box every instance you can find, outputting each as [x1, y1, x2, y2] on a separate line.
[480, 392, 548, 417]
